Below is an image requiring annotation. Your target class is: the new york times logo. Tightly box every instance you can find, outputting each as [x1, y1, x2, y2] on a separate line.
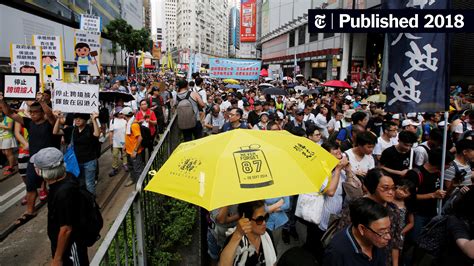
[308, 9, 474, 33]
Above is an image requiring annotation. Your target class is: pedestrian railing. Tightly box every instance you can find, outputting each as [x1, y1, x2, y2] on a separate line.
[91, 113, 181, 266]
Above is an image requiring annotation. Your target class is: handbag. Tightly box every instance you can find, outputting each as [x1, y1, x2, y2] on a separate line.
[295, 191, 325, 225]
[64, 127, 80, 177]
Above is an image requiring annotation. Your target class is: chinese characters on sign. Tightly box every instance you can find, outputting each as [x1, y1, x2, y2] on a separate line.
[384, 0, 448, 113]
[10, 44, 43, 85]
[80, 14, 102, 33]
[32, 35, 64, 86]
[209, 58, 261, 80]
[74, 30, 101, 78]
[240, 0, 257, 42]
[53, 83, 99, 114]
[1, 74, 39, 99]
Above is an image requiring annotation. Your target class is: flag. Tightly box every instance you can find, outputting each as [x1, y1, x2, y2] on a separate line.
[383, 0, 449, 113]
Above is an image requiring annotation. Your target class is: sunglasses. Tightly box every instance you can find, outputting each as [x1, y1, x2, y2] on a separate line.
[250, 213, 270, 225]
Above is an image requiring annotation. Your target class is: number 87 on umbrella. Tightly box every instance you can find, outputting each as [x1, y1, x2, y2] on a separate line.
[233, 144, 274, 188]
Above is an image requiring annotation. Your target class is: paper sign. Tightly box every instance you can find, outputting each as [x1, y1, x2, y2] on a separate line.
[74, 30, 101, 78]
[80, 14, 102, 32]
[1, 73, 39, 99]
[32, 35, 64, 86]
[53, 83, 99, 113]
[10, 44, 43, 86]
[209, 58, 261, 80]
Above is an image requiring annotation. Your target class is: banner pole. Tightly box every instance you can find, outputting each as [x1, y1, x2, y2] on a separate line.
[437, 111, 449, 215]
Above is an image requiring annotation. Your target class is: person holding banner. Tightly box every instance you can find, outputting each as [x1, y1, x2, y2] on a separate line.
[0, 92, 58, 225]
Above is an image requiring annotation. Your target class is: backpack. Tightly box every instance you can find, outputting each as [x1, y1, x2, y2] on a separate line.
[138, 123, 153, 149]
[176, 91, 197, 130]
[55, 179, 103, 247]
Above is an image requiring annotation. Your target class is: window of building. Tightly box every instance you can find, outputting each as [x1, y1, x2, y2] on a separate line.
[324, 32, 335, 38]
[298, 26, 305, 45]
[309, 32, 318, 42]
[289, 31, 295, 47]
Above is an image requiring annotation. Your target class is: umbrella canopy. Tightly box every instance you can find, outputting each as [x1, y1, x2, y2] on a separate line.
[263, 87, 288, 96]
[260, 69, 269, 77]
[223, 79, 240, 84]
[321, 80, 352, 89]
[225, 84, 243, 90]
[145, 129, 339, 210]
[258, 83, 274, 89]
[303, 89, 320, 95]
[294, 86, 308, 92]
[111, 76, 127, 83]
[99, 91, 135, 102]
[366, 93, 387, 103]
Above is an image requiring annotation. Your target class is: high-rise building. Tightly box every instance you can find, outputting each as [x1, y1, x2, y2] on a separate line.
[176, 0, 230, 61]
[228, 6, 241, 57]
[164, 0, 177, 51]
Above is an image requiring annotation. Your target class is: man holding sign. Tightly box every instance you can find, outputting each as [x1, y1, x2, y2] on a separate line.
[0, 92, 58, 225]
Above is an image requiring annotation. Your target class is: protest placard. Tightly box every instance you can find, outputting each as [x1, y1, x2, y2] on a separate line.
[1, 73, 39, 100]
[53, 83, 99, 113]
[74, 30, 101, 78]
[80, 14, 102, 33]
[32, 35, 64, 90]
[10, 44, 43, 85]
[209, 58, 261, 80]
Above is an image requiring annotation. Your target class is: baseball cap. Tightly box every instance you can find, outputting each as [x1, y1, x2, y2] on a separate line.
[30, 147, 63, 170]
[345, 95, 353, 102]
[259, 112, 269, 118]
[120, 107, 134, 116]
[392, 114, 401, 120]
[402, 119, 420, 127]
[73, 113, 90, 120]
[407, 112, 417, 118]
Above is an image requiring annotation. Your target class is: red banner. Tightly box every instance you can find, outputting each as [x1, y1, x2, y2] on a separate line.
[240, 0, 256, 42]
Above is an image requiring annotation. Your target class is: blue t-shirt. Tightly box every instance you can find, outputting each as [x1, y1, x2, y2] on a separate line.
[221, 122, 248, 132]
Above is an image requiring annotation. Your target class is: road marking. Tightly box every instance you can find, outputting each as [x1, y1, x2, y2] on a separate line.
[0, 183, 25, 203]
[0, 191, 26, 213]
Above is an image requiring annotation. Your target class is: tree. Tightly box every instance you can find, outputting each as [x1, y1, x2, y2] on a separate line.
[123, 27, 151, 54]
[104, 19, 133, 73]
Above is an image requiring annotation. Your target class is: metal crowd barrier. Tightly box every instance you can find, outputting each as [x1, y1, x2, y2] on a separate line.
[91, 113, 181, 266]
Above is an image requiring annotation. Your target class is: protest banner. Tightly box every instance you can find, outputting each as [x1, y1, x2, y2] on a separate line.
[53, 83, 99, 113]
[240, 0, 257, 42]
[383, 0, 449, 113]
[1, 73, 39, 100]
[209, 58, 261, 80]
[32, 35, 64, 87]
[80, 14, 102, 33]
[74, 30, 101, 78]
[10, 44, 43, 86]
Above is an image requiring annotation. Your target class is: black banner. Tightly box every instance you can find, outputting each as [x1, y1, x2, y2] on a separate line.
[308, 9, 474, 33]
[383, 0, 450, 113]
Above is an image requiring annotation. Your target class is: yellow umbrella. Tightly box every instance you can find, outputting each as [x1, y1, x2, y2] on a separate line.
[366, 93, 387, 103]
[145, 129, 339, 211]
[223, 78, 240, 84]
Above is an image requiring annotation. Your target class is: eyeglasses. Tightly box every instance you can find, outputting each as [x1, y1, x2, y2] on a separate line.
[250, 213, 270, 225]
[363, 225, 391, 240]
[378, 185, 396, 192]
[228, 113, 237, 117]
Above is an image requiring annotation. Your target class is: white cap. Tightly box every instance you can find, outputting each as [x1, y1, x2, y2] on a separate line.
[407, 112, 417, 118]
[402, 119, 420, 127]
[345, 95, 353, 101]
[392, 114, 400, 120]
[120, 107, 134, 116]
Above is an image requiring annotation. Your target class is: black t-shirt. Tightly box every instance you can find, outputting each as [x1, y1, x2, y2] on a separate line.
[23, 117, 59, 156]
[440, 216, 474, 266]
[47, 175, 80, 248]
[380, 146, 410, 182]
[405, 166, 441, 217]
[248, 111, 260, 127]
[64, 125, 99, 164]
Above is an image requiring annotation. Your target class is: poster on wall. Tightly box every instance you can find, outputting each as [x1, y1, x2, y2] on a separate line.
[74, 30, 101, 78]
[10, 44, 43, 86]
[32, 35, 64, 86]
[240, 0, 257, 42]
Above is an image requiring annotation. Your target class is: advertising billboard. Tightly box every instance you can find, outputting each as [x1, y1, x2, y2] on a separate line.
[240, 0, 256, 42]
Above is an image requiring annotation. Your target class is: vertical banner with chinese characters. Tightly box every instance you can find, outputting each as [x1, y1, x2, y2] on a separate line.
[240, 0, 257, 42]
[74, 30, 101, 78]
[32, 35, 64, 85]
[383, 0, 449, 113]
[80, 14, 102, 32]
[209, 58, 261, 80]
[53, 82, 99, 113]
[10, 44, 43, 86]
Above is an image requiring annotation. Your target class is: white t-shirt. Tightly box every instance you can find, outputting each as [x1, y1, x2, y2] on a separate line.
[414, 141, 430, 167]
[373, 136, 398, 156]
[109, 118, 127, 148]
[220, 101, 231, 112]
[194, 86, 207, 103]
[444, 159, 473, 186]
[345, 148, 375, 176]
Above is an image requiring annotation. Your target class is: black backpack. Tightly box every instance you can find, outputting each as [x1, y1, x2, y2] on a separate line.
[55, 179, 103, 247]
[139, 124, 153, 149]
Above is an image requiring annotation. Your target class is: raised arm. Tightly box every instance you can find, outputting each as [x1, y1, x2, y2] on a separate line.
[0, 93, 24, 125]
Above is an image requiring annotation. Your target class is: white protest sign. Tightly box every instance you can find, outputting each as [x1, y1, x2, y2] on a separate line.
[10, 44, 43, 85]
[32, 35, 64, 84]
[80, 14, 102, 32]
[53, 83, 99, 113]
[74, 30, 101, 77]
[1, 73, 39, 99]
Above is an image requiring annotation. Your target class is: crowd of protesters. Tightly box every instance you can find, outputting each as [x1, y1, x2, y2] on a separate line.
[1, 69, 474, 265]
